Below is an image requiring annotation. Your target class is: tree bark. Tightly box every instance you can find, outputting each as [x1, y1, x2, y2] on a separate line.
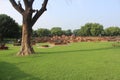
[17, 23, 34, 56]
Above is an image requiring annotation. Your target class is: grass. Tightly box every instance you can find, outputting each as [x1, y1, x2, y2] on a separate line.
[0, 42, 120, 80]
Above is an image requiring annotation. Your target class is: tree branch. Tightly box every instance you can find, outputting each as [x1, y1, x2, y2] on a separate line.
[18, 1, 22, 8]
[9, 0, 24, 15]
[31, 0, 48, 26]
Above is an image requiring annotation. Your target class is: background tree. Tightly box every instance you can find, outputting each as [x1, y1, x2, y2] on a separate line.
[9, 0, 48, 56]
[51, 27, 63, 36]
[80, 23, 92, 36]
[73, 29, 81, 36]
[36, 28, 51, 37]
[90, 23, 103, 36]
[0, 14, 20, 41]
[63, 29, 72, 36]
[79, 23, 104, 36]
[79, 26, 88, 36]
[104, 27, 120, 36]
[32, 30, 38, 37]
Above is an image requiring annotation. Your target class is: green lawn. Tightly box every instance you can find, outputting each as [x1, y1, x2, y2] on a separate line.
[0, 42, 120, 80]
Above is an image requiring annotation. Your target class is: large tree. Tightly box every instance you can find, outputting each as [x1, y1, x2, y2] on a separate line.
[9, 0, 48, 56]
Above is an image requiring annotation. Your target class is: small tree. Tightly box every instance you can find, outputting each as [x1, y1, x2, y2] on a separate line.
[9, 0, 48, 56]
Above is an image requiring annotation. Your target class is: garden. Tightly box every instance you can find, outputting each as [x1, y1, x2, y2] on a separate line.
[1, 0, 120, 80]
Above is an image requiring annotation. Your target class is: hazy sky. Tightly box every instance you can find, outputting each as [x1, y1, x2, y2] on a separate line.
[0, 0, 120, 30]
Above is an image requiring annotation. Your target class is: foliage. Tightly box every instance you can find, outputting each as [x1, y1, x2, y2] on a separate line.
[79, 23, 104, 36]
[32, 30, 38, 37]
[51, 27, 63, 36]
[63, 29, 72, 36]
[73, 29, 81, 36]
[104, 27, 120, 36]
[80, 25, 91, 36]
[90, 23, 103, 36]
[0, 14, 21, 40]
[34, 24, 120, 37]
[1, 13, 120, 38]
[0, 42, 120, 80]
[36, 28, 51, 37]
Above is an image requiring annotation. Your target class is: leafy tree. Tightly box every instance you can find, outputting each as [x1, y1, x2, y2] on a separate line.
[51, 27, 63, 36]
[73, 29, 81, 36]
[32, 30, 38, 37]
[0, 14, 21, 41]
[80, 23, 92, 36]
[79, 26, 88, 36]
[63, 29, 72, 36]
[80, 23, 104, 36]
[104, 27, 120, 36]
[36, 28, 51, 37]
[9, 0, 49, 56]
[90, 23, 103, 36]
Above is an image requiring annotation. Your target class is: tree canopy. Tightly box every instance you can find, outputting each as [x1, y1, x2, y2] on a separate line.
[104, 27, 120, 36]
[51, 27, 63, 36]
[63, 29, 72, 36]
[0, 14, 21, 40]
[79, 23, 104, 36]
[36, 28, 51, 37]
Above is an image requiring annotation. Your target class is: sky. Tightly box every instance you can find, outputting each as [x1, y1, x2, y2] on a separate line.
[0, 0, 120, 30]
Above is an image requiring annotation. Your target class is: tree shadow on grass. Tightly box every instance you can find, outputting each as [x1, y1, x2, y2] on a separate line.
[37, 47, 117, 55]
[0, 62, 41, 80]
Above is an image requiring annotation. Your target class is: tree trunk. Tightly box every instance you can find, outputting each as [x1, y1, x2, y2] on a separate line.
[17, 23, 34, 56]
[9, 0, 49, 56]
